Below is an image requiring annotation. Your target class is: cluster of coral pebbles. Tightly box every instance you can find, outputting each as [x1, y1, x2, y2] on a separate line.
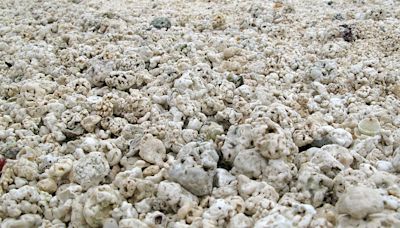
[1, 0, 400, 227]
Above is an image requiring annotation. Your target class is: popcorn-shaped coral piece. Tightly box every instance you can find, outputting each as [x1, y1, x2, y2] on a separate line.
[83, 185, 122, 227]
[221, 124, 254, 164]
[168, 141, 219, 196]
[70, 152, 110, 190]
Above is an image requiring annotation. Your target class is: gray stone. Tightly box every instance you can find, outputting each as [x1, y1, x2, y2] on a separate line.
[151, 17, 171, 30]
[168, 141, 219, 196]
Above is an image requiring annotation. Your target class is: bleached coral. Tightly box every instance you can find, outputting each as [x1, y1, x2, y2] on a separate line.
[70, 152, 110, 190]
[82, 185, 122, 227]
[336, 186, 384, 219]
[168, 141, 219, 196]
[139, 134, 166, 166]
[0, 0, 399, 226]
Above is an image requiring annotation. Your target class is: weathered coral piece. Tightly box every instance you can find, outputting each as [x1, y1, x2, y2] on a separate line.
[336, 186, 384, 219]
[168, 141, 219, 196]
[71, 152, 110, 190]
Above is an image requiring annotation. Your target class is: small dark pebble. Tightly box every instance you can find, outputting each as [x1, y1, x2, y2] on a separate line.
[151, 17, 172, 30]
[4, 147, 19, 159]
[227, 74, 244, 88]
[333, 13, 344, 20]
[340, 24, 355, 42]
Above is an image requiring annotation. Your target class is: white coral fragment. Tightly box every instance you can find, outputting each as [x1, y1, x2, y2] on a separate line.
[83, 185, 122, 227]
[71, 152, 110, 190]
[168, 141, 219, 196]
[336, 186, 384, 219]
[139, 134, 166, 166]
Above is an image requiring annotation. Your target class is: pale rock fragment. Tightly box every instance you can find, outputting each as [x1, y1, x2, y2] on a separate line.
[107, 141, 128, 166]
[321, 145, 354, 168]
[1, 0, 400, 226]
[336, 212, 400, 228]
[139, 134, 166, 166]
[186, 117, 203, 131]
[13, 157, 39, 181]
[212, 13, 226, 29]
[119, 218, 149, 228]
[221, 124, 253, 164]
[310, 150, 344, 178]
[368, 171, 398, 191]
[202, 199, 235, 227]
[311, 204, 336, 228]
[264, 203, 316, 227]
[214, 168, 236, 188]
[67, 78, 91, 95]
[313, 126, 353, 148]
[215, 107, 243, 126]
[327, 128, 353, 148]
[112, 168, 143, 197]
[200, 121, 224, 141]
[93, 97, 113, 118]
[200, 96, 225, 116]
[143, 165, 160, 177]
[263, 159, 297, 194]
[20, 82, 46, 102]
[113, 168, 156, 202]
[103, 218, 119, 228]
[232, 149, 266, 179]
[181, 129, 199, 143]
[81, 115, 101, 132]
[295, 162, 333, 207]
[247, 117, 298, 160]
[50, 184, 82, 223]
[376, 160, 393, 172]
[37, 178, 57, 194]
[80, 136, 100, 153]
[122, 90, 152, 123]
[333, 169, 370, 197]
[105, 71, 136, 91]
[168, 141, 219, 196]
[254, 214, 292, 228]
[213, 168, 237, 198]
[336, 186, 384, 219]
[48, 157, 74, 179]
[227, 213, 254, 228]
[111, 201, 138, 221]
[351, 136, 380, 158]
[237, 175, 279, 216]
[134, 198, 153, 214]
[155, 181, 199, 218]
[0, 185, 51, 219]
[46, 102, 66, 118]
[83, 185, 122, 227]
[42, 112, 66, 142]
[70, 152, 110, 190]
[1, 214, 42, 228]
[60, 107, 88, 137]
